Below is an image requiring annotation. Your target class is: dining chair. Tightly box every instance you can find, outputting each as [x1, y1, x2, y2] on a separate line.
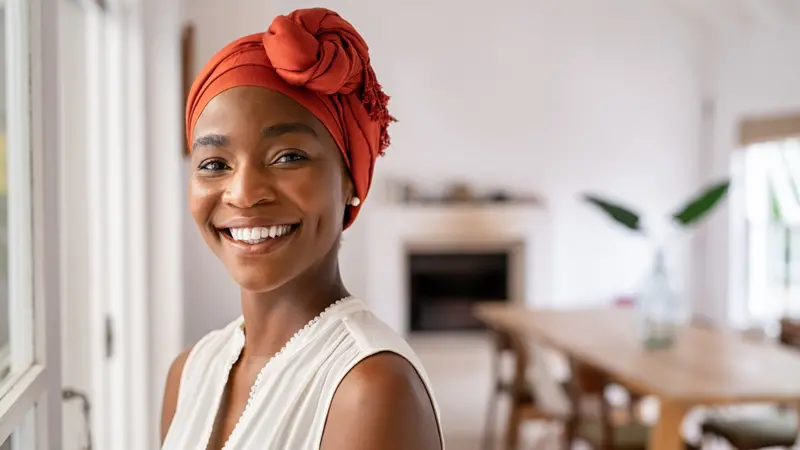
[483, 327, 564, 450]
[563, 359, 654, 450]
[695, 317, 800, 449]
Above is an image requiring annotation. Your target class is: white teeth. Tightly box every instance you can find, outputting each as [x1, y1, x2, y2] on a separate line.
[227, 225, 293, 244]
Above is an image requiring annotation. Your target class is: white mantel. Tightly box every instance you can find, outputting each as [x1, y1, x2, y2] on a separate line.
[365, 203, 552, 336]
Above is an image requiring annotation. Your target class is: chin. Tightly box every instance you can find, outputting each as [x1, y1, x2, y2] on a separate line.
[226, 262, 298, 293]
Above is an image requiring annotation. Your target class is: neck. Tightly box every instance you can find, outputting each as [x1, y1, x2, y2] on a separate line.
[238, 249, 350, 364]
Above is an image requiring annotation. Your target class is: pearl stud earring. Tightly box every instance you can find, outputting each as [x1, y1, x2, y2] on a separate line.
[349, 197, 361, 207]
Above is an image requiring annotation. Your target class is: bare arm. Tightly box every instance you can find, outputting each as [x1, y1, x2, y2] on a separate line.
[160, 348, 191, 444]
[320, 352, 441, 450]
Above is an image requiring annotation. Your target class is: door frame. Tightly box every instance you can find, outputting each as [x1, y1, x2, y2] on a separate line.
[58, 0, 184, 447]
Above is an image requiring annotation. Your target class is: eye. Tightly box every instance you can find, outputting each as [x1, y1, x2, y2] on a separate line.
[274, 151, 308, 165]
[198, 159, 230, 172]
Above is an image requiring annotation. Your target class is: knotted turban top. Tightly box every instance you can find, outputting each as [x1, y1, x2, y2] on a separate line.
[186, 8, 394, 228]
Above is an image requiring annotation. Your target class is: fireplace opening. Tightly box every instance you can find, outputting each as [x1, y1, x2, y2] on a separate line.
[408, 250, 510, 332]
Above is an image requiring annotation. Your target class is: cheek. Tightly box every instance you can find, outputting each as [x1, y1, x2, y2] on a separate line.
[283, 168, 345, 224]
[189, 179, 218, 227]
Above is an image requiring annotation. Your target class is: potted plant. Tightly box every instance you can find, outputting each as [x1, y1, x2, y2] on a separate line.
[582, 179, 730, 349]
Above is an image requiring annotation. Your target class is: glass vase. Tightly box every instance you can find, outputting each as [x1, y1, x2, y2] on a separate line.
[637, 247, 682, 349]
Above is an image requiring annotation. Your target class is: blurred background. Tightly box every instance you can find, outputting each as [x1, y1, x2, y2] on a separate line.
[2, 0, 800, 448]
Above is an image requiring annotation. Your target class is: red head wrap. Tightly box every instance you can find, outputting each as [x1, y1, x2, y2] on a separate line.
[186, 8, 394, 228]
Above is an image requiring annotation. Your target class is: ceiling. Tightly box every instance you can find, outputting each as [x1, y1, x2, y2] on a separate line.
[663, 0, 800, 36]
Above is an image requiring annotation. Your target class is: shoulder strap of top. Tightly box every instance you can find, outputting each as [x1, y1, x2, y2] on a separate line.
[176, 317, 242, 409]
[316, 310, 446, 449]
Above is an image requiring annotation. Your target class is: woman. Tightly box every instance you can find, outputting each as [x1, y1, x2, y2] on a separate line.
[160, 7, 444, 450]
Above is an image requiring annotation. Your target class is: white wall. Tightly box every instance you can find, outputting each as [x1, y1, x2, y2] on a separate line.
[182, 0, 710, 343]
[704, 25, 800, 324]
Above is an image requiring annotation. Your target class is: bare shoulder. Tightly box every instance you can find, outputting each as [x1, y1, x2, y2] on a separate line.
[160, 346, 193, 444]
[321, 352, 441, 450]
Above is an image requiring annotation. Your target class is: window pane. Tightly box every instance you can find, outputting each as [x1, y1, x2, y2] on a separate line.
[0, 0, 12, 386]
[1, 0, 36, 392]
[0, 407, 35, 449]
[744, 140, 800, 324]
[0, 0, 54, 443]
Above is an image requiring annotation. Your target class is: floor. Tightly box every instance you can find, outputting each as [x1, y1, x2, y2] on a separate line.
[410, 332, 553, 450]
[408, 332, 756, 450]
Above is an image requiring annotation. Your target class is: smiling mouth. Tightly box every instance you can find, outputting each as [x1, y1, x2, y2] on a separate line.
[219, 223, 301, 245]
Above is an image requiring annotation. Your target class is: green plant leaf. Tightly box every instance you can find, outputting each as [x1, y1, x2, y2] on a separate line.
[770, 184, 782, 222]
[672, 180, 730, 227]
[583, 194, 641, 231]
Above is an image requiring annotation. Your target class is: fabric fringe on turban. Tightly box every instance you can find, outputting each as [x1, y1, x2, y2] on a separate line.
[186, 8, 394, 228]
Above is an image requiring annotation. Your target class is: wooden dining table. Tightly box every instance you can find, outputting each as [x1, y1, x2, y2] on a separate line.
[474, 303, 800, 450]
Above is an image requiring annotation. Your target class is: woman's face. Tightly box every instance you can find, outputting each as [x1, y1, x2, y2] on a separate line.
[189, 86, 351, 292]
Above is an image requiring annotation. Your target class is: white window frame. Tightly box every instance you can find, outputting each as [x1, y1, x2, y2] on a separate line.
[0, 0, 63, 446]
[54, 0, 184, 446]
[77, 0, 183, 447]
[0, 0, 183, 445]
[741, 139, 800, 325]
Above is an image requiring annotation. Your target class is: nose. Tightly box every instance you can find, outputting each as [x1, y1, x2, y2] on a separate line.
[222, 163, 276, 209]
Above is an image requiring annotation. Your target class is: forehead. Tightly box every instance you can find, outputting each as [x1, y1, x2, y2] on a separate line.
[194, 86, 325, 136]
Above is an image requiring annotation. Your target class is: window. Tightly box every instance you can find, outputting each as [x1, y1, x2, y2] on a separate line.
[0, 0, 62, 446]
[743, 138, 800, 323]
[1, 410, 35, 449]
[0, 6, 8, 385]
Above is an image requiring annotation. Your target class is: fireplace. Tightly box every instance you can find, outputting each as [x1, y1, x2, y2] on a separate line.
[365, 204, 551, 335]
[408, 250, 510, 331]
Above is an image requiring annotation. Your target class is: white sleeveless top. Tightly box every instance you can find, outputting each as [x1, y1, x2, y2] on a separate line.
[162, 297, 445, 449]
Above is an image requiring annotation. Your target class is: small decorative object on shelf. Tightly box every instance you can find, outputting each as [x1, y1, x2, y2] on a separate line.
[582, 179, 731, 349]
[444, 182, 474, 202]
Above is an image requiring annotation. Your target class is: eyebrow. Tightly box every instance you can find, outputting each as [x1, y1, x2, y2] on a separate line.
[192, 134, 229, 152]
[192, 123, 317, 152]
